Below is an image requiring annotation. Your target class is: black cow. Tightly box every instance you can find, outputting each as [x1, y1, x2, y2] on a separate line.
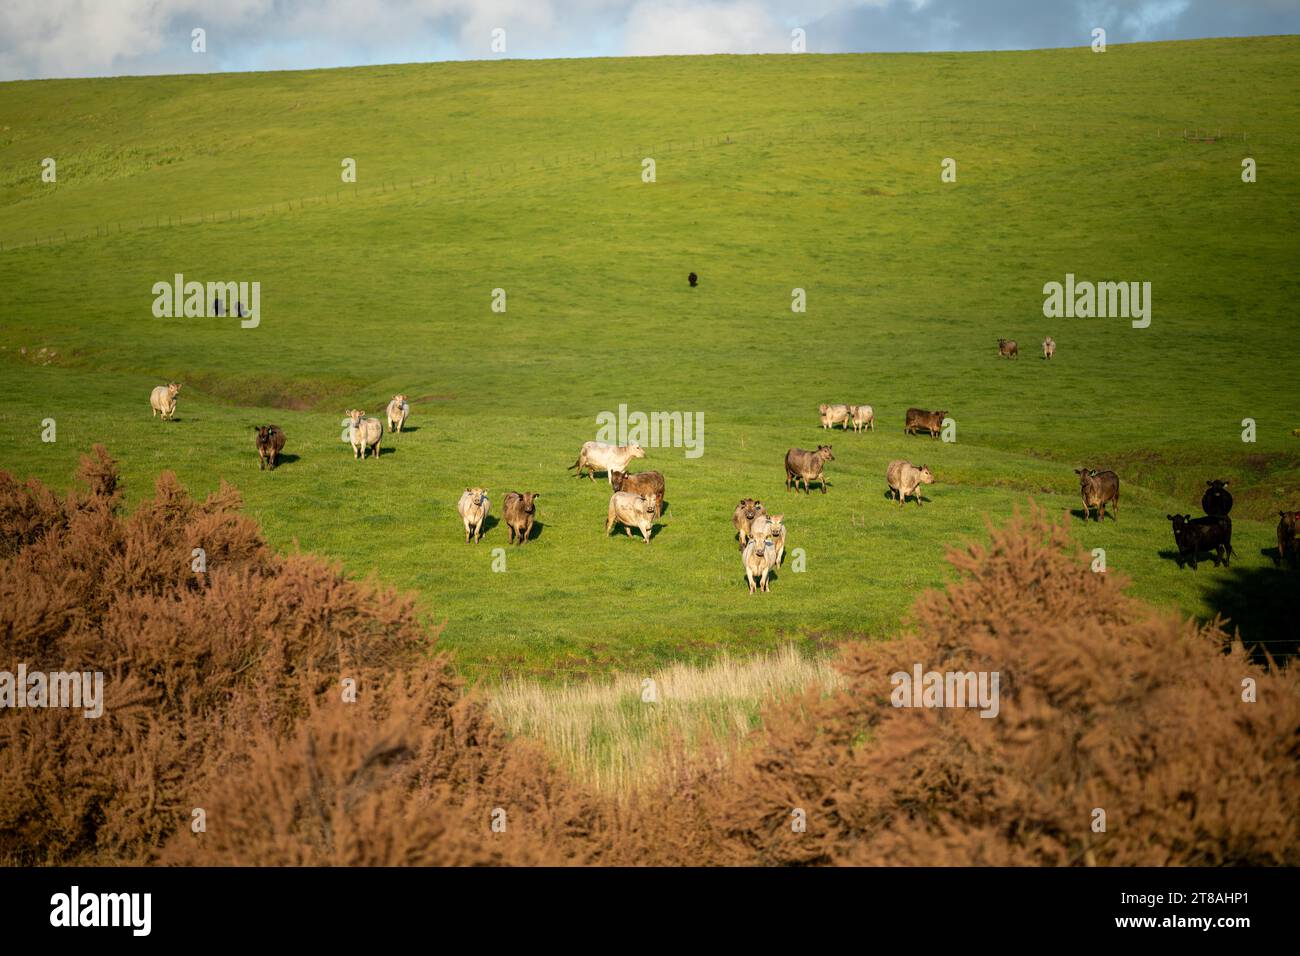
[1202, 479, 1233, 516]
[1167, 514, 1234, 569]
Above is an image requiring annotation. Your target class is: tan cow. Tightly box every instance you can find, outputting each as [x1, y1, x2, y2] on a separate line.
[742, 536, 777, 593]
[386, 395, 410, 433]
[344, 409, 383, 460]
[732, 498, 766, 547]
[150, 383, 181, 420]
[606, 491, 657, 543]
[568, 441, 646, 484]
[1042, 336, 1056, 360]
[458, 488, 490, 543]
[750, 512, 786, 567]
[503, 491, 539, 545]
[850, 404, 875, 432]
[819, 403, 852, 430]
[887, 460, 935, 507]
[785, 445, 834, 494]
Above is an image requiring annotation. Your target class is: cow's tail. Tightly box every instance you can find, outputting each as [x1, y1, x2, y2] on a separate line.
[567, 455, 582, 471]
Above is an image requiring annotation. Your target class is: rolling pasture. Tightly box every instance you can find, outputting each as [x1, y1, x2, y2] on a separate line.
[2, 37, 1299, 680]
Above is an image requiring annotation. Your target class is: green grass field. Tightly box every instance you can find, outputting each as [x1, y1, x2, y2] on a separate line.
[3, 37, 1299, 680]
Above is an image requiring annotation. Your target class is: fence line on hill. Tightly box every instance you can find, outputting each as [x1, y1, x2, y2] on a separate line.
[1, 119, 1286, 255]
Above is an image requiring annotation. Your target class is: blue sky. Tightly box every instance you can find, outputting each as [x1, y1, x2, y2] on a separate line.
[3, 0, 1299, 81]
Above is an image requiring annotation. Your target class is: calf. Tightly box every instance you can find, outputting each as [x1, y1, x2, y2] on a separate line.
[503, 492, 540, 545]
[819, 403, 852, 430]
[458, 488, 490, 543]
[886, 460, 935, 507]
[150, 383, 182, 420]
[733, 498, 766, 547]
[610, 470, 665, 517]
[850, 404, 875, 432]
[905, 407, 948, 438]
[785, 445, 834, 494]
[253, 424, 285, 471]
[568, 441, 646, 484]
[750, 512, 786, 567]
[1042, 336, 1056, 360]
[742, 536, 777, 594]
[1167, 514, 1234, 569]
[606, 491, 657, 543]
[688, 272, 698, 287]
[1277, 511, 1300, 567]
[386, 395, 410, 433]
[344, 409, 383, 460]
[1075, 468, 1119, 521]
[997, 338, 1019, 359]
[1202, 479, 1233, 517]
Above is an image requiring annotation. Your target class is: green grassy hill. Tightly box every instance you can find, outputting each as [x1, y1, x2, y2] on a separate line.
[3, 37, 1298, 678]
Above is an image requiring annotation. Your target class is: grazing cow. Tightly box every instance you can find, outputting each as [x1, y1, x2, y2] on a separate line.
[386, 395, 410, 433]
[819, 403, 852, 430]
[458, 488, 490, 543]
[850, 404, 875, 432]
[1277, 511, 1300, 567]
[742, 536, 778, 594]
[1202, 479, 1233, 517]
[1075, 468, 1120, 521]
[733, 498, 766, 547]
[150, 383, 182, 420]
[688, 272, 698, 288]
[344, 409, 383, 460]
[253, 424, 286, 471]
[606, 491, 657, 543]
[750, 512, 786, 567]
[610, 470, 665, 517]
[905, 408, 948, 438]
[503, 492, 540, 545]
[1167, 514, 1234, 569]
[568, 441, 646, 484]
[785, 445, 834, 494]
[1042, 336, 1057, 360]
[998, 338, 1019, 359]
[886, 460, 935, 507]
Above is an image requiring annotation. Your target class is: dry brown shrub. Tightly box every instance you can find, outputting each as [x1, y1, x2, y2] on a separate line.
[631, 504, 1300, 866]
[3, 453, 1296, 868]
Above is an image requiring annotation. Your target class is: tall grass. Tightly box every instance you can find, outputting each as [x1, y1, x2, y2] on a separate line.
[489, 646, 841, 792]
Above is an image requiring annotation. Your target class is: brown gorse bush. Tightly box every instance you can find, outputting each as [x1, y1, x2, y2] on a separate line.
[2, 453, 1296, 866]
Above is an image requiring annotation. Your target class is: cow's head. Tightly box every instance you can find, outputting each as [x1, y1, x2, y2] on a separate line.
[167, 382, 182, 398]
[465, 487, 487, 507]
[393, 394, 407, 406]
[818, 445, 835, 461]
[346, 409, 365, 426]
[1167, 514, 1191, 531]
[627, 443, 646, 460]
[916, 465, 935, 484]
[519, 492, 539, 513]
[610, 471, 628, 491]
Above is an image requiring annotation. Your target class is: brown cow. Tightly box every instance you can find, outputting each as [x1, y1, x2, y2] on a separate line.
[253, 424, 285, 471]
[503, 492, 540, 545]
[1277, 511, 1300, 567]
[733, 498, 766, 546]
[610, 470, 665, 517]
[785, 445, 834, 494]
[905, 408, 947, 438]
[997, 338, 1019, 359]
[1075, 468, 1119, 522]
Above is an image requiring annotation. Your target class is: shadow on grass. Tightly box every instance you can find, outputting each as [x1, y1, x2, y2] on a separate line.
[264, 453, 300, 469]
[1198, 562, 1299, 668]
[1069, 507, 1118, 522]
[510, 520, 544, 544]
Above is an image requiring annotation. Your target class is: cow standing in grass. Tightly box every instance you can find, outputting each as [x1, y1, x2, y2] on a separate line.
[503, 492, 539, 545]
[1075, 468, 1119, 521]
[253, 425, 285, 470]
[568, 441, 646, 484]
[998, 338, 1019, 359]
[733, 498, 765, 547]
[344, 409, 383, 460]
[458, 488, 490, 543]
[150, 383, 181, 420]
[1042, 336, 1057, 360]
[386, 395, 410, 433]
[785, 446, 834, 494]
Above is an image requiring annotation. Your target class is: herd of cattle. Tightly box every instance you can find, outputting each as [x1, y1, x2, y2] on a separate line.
[147, 380, 1299, 592]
